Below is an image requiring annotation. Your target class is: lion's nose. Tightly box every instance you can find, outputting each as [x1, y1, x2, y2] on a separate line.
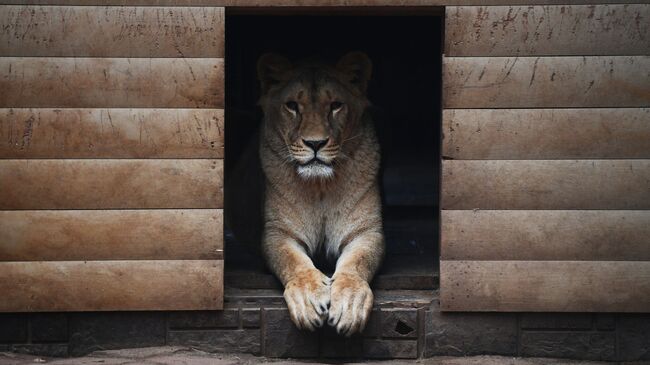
[303, 138, 329, 152]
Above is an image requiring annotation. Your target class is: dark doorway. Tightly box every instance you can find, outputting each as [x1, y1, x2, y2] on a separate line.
[225, 10, 443, 291]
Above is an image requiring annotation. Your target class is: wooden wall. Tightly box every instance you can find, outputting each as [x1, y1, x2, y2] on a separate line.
[0, 5, 225, 311]
[440, 4, 650, 312]
[2, 1, 648, 314]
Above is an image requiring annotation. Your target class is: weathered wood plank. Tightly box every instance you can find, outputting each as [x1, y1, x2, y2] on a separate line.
[0, 210, 223, 261]
[0, 159, 223, 209]
[0, 6, 224, 57]
[0, 260, 223, 311]
[0, 58, 224, 108]
[0, 0, 641, 5]
[0, 109, 224, 158]
[441, 260, 650, 312]
[443, 56, 650, 108]
[442, 210, 650, 261]
[442, 109, 650, 159]
[441, 160, 650, 210]
[445, 5, 650, 56]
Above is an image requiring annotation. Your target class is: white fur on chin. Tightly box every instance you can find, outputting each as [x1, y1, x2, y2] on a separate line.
[297, 164, 334, 179]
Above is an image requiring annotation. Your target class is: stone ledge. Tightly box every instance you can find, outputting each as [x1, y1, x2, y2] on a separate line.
[618, 314, 650, 361]
[520, 314, 593, 331]
[168, 309, 239, 329]
[168, 329, 261, 354]
[520, 332, 616, 361]
[424, 306, 518, 357]
[2, 291, 649, 362]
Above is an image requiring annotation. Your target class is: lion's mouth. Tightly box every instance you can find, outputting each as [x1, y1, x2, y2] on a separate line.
[296, 157, 335, 179]
[300, 158, 332, 167]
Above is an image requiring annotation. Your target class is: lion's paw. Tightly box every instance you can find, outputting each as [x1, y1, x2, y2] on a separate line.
[327, 272, 373, 336]
[284, 269, 331, 331]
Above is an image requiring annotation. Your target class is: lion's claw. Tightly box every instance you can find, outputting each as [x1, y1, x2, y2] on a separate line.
[327, 273, 373, 337]
[284, 269, 331, 331]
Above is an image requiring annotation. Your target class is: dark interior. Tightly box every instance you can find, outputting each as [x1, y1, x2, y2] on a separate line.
[225, 11, 443, 291]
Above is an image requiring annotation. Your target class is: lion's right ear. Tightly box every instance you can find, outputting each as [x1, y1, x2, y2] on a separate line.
[257, 53, 292, 93]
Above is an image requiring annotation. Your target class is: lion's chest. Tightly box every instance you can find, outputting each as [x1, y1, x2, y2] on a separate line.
[289, 188, 365, 255]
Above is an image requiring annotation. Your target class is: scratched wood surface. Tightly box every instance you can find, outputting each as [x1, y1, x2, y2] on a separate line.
[445, 5, 650, 56]
[0, 6, 224, 57]
[442, 210, 650, 261]
[441, 3, 650, 313]
[0, 58, 224, 108]
[441, 160, 650, 210]
[442, 109, 650, 159]
[0, 260, 223, 311]
[441, 260, 650, 312]
[0, 159, 223, 209]
[0, 210, 223, 261]
[0, 4, 225, 312]
[443, 56, 650, 108]
[0, 108, 224, 158]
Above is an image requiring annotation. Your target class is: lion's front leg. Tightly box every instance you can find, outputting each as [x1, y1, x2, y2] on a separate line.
[328, 230, 384, 336]
[263, 231, 331, 331]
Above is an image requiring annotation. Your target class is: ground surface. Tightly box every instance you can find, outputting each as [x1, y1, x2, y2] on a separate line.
[1, 347, 648, 365]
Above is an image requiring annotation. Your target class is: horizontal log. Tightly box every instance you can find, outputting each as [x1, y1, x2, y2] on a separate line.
[441, 260, 650, 312]
[0, 58, 224, 108]
[443, 56, 650, 108]
[441, 160, 650, 210]
[0, 159, 223, 209]
[442, 109, 650, 159]
[0, 210, 223, 261]
[445, 5, 650, 56]
[0, 6, 224, 57]
[0, 108, 224, 158]
[0, 260, 223, 311]
[442, 210, 650, 261]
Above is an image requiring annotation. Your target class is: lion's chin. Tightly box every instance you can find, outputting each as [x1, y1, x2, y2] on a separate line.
[296, 163, 334, 180]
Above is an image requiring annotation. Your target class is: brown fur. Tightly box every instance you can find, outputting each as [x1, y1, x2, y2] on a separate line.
[257, 52, 384, 335]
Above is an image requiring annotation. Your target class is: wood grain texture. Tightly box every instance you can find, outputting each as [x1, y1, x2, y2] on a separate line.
[441, 160, 650, 210]
[443, 56, 650, 108]
[442, 210, 650, 261]
[0, 260, 223, 311]
[445, 5, 650, 56]
[442, 109, 650, 159]
[0, 159, 223, 209]
[0, 108, 224, 158]
[0, 0, 641, 5]
[0, 58, 224, 108]
[0, 6, 224, 57]
[440, 260, 650, 312]
[0, 209, 223, 261]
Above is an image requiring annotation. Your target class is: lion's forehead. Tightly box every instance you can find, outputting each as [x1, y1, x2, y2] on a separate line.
[272, 67, 344, 96]
[283, 81, 344, 102]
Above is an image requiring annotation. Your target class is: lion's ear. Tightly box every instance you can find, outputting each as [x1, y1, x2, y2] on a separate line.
[257, 53, 292, 93]
[336, 52, 372, 93]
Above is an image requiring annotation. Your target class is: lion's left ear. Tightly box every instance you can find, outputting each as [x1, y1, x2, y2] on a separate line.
[336, 52, 372, 93]
[257, 53, 292, 94]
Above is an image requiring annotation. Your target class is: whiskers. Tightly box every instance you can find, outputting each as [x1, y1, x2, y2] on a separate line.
[333, 150, 351, 162]
[281, 145, 300, 164]
[341, 134, 362, 144]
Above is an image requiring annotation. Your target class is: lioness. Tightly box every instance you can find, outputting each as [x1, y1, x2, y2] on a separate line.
[257, 52, 384, 336]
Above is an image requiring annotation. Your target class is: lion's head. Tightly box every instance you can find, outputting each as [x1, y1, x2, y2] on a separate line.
[257, 52, 372, 179]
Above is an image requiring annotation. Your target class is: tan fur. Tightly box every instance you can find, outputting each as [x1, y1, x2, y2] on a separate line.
[257, 52, 384, 336]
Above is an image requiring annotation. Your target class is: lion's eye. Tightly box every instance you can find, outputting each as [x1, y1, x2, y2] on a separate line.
[331, 102, 343, 111]
[284, 101, 299, 113]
